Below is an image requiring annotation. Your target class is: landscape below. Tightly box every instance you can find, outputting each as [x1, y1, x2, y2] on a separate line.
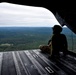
[0, 27, 76, 53]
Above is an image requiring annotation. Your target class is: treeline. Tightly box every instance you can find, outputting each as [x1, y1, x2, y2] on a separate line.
[0, 27, 52, 51]
[0, 27, 76, 52]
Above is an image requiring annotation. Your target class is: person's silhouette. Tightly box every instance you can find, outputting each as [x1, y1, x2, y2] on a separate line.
[39, 25, 68, 57]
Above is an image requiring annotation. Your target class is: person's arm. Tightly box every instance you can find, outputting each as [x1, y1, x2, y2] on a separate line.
[48, 39, 51, 45]
[63, 34, 68, 50]
[48, 35, 54, 45]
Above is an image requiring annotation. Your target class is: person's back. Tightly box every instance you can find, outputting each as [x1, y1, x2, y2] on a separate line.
[51, 25, 68, 57]
[39, 25, 68, 58]
[51, 33, 68, 56]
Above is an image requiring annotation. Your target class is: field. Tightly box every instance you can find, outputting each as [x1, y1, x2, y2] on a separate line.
[0, 27, 76, 53]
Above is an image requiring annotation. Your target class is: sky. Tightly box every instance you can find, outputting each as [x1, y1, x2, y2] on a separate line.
[0, 2, 60, 27]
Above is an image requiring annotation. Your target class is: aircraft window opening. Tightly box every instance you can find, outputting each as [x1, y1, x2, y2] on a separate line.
[71, 32, 74, 51]
[62, 27, 76, 53]
[71, 31, 76, 52]
[0, 2, 76, 53]
[0, 2, 60, 52]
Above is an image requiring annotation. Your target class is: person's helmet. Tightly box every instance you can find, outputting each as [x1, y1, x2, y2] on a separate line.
[52, 25, 62, 33]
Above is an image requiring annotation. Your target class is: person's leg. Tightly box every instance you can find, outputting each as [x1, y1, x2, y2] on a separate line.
[39, 45, 51, 54]
[51, 50, 60, 58]
[63, 49, 68, 57]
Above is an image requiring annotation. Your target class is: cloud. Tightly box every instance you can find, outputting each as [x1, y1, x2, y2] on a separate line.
[0, 2, 59, 27]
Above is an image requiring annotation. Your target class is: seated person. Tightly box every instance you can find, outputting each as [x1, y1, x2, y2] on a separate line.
[39, 25, 68, 57]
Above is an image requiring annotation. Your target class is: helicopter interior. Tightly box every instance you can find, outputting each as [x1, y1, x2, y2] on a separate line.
[0, 0, 76, 75]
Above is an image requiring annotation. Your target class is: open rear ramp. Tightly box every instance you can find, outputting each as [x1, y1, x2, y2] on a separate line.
[0, 49, 76, 75]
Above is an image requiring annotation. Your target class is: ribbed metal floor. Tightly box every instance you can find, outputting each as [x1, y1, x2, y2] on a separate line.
[0, 49, 76, 75]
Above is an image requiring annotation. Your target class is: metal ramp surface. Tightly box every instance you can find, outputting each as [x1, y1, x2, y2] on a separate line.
[0, 49, 76, 75]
